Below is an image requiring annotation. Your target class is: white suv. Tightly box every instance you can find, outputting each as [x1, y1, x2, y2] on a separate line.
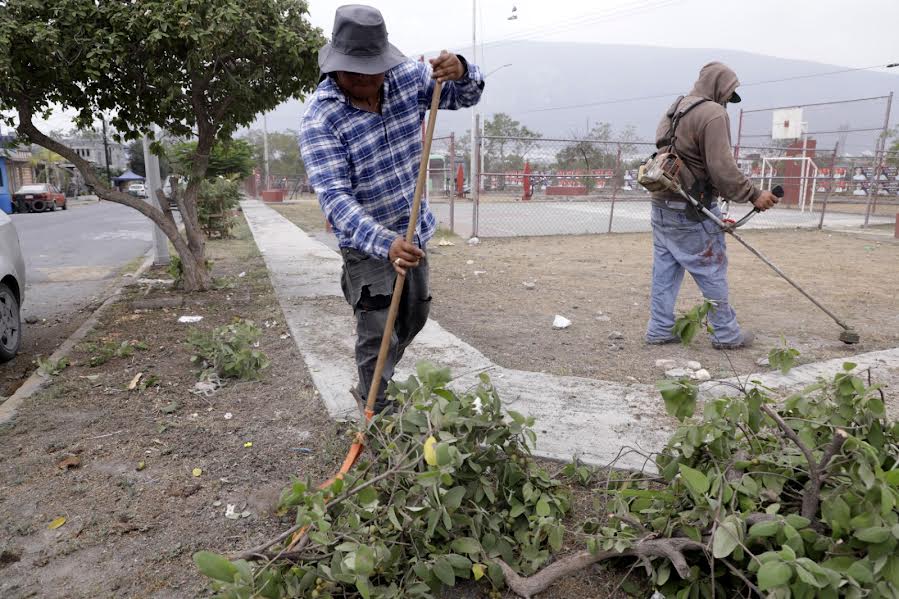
[0, 211, 25, 361]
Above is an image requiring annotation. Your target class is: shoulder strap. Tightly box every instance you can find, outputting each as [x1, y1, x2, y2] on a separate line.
[668, 96, 707, 148]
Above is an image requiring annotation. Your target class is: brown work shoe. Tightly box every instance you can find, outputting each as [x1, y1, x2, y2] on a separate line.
[712, 331, 754, 350]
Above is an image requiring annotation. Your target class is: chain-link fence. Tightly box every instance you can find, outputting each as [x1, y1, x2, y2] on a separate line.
[427, 133, 897, 238]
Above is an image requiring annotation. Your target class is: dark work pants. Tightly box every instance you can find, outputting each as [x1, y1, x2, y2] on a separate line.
[340, 248, 431, 413]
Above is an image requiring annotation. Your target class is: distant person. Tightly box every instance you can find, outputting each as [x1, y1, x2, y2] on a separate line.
[300, 5, 484, 413]
[645, 62, 778, 349]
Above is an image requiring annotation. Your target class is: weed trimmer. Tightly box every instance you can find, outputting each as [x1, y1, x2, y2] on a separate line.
[637, 154, 859, 344]
[285, 82, 444, 551]
[679, 184, 859, 344]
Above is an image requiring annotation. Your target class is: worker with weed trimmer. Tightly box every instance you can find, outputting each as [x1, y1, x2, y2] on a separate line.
[300, 5, 485, 414]
[643, 62, 779, 350]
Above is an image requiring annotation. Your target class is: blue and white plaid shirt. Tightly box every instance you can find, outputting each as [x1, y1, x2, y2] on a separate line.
[300, 59, 484, 259]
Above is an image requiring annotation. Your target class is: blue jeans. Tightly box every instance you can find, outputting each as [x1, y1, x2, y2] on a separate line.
[645, 206, 743, 345]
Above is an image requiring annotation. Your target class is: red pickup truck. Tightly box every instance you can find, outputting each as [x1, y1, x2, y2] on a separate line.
[13, 184, 67, 213]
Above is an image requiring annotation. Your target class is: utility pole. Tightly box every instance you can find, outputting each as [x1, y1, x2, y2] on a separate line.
[470, 0, 477, 200]
[101, 117, 112, 185]
[262, 113, 270, 190]
[142, 129, 171, 266]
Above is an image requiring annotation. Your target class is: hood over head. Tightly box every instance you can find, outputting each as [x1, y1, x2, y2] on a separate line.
[689, 62, 741, 105]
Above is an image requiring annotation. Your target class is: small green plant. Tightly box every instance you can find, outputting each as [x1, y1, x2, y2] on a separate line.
[168, 256, 214, 287]
[188, 319, 269, 380]
[36, 356, 69, 376]
[88, 340, 147, 367]
[769, 336, 801, 374]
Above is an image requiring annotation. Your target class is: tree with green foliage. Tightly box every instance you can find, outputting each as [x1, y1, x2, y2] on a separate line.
[242, 129, 306, 182]
[169, 139, 255, 180]
[0, 0, 324, 291]
[482, 113, 541, 176]
[126, 139, 170, 179]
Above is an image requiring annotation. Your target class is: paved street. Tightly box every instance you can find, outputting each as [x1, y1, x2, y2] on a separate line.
[11, 201, 154, 321]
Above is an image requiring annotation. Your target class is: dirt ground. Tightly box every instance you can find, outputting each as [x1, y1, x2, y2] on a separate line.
[275, 201, 899, 386]
[0, 212, 636, 599]
[425, 228, 899, 385]
[0, 217, 348, 598]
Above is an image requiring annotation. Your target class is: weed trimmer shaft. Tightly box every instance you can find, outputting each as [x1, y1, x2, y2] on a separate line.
[673, 185, 860, 345]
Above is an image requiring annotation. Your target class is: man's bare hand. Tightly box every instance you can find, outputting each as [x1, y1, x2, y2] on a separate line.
[753, 190, 779, 212]
[388, 237, 425, 276]
[429, 50, 465, 83]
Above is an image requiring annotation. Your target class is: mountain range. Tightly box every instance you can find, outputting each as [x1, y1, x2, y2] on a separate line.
[253, 41, 899, 154]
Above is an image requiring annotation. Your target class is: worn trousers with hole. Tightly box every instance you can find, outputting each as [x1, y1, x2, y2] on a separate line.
[645, 206, 744, 345]
[340, 247, 431, 413]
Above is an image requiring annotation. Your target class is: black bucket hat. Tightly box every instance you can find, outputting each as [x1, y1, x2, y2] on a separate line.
[318, 5, 407, 75]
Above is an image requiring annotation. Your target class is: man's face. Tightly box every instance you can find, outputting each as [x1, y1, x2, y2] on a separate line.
[335, 71, 385, 100]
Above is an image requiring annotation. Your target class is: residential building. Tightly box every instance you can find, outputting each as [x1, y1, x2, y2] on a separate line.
[0, 135, 36, 214]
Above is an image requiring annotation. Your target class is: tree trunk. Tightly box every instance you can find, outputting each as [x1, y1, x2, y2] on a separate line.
[16, 103, 211, 291]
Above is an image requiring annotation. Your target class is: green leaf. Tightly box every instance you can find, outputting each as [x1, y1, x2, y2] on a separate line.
[847, 559, 874, 584]
[450, 537, 481, 556]
[535, 495, 551, 517]
[548, 524, 563, 551]
[854, 526, 891, 543]
[712, 519, 741, 558]
[748, 520, 780, 538]
[757, 561, 793, 590]
[193, 551, 237, 582]
[785, 514, 811, 530]
[678, 464, 709, 497]
[357, 486, 378, 508]
[432, 557, 455, 586]
[443, 486, 466, 511]
[354, 544, 375, 577]
[658, 379, 698, 421]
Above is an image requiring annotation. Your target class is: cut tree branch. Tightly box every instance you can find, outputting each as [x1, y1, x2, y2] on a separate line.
[494, 537, 705, 599]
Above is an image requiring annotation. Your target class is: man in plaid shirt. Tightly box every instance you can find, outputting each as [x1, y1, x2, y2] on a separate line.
[301, 5, 484, 413]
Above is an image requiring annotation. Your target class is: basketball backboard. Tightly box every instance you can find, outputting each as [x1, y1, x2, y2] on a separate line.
[772, 107, 804, 140]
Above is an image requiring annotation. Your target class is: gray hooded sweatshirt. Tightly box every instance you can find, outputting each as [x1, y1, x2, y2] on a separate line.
[652, 62, 760, 205]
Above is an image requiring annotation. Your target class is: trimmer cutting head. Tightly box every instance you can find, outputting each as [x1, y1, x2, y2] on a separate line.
[839, 329, 860, 345]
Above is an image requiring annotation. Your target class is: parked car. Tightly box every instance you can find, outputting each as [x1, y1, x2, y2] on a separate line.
[127, 183, 148, 198]
[0, 210, 24, 361]
[12, 183, 67, 213]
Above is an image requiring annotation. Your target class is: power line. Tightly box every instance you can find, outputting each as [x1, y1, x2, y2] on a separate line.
[517, 63, 897, 115]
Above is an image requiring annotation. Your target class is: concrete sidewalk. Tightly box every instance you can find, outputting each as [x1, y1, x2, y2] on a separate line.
[242, 199, 899, 471]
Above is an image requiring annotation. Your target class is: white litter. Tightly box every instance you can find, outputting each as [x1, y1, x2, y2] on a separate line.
[224, 504, 240, 520]
[178, 315, 203, 323]
[238, 272, 246, 278]
[756, 357, 770, 367]
[473, 270, 487, 276]
[552, 315, 572, 330]
[686, 360, 702, 371]
[280, 333, 291, 340]
[224, 412, 233, 420]
[522, 281, 536, 290]
[437, 238, 455, 247]
[466, 259, 474, 265]
[467, 237, 480, 246]
[473, 396, 484, 415]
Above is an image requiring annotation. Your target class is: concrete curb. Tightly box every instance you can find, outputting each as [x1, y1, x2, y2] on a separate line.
[0, 251, 155, 426]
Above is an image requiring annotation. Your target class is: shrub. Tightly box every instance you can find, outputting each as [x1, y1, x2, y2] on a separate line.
[188, 319, 269, 380]
[197, 177, 241, 238]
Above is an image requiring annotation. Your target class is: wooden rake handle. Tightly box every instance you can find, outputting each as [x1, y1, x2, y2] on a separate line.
[364, 80, 444, 418]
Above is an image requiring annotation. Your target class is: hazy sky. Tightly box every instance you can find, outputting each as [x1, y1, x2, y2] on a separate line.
[25, 0, 899, 133]
[306, 0, 899, 71]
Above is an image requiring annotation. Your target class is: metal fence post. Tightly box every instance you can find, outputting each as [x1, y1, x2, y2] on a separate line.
[449, 132, 455, 234]
[472, 114, 480, 238]
[607, 143, 622, 233]
[817, 148, 838, 230]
